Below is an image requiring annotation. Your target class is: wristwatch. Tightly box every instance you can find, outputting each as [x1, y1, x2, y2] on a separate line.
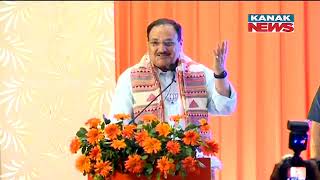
[214, 70, 227, 79]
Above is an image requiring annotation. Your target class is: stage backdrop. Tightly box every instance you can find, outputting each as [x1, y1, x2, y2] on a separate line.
[0, 2, 115, 180]
[1, 1, 320, 180]
[115, 1, 320, 180]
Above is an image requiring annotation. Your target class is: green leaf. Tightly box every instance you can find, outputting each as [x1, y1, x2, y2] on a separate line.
[185, 147, 192, 156]
[145, 163, 153, 169]
[101, 152, 107, 161]
[93, 175, 102, 180]
[125, 148, 131, 154]
[180, 169, 187, 178]
[176, 163, 181, 171]
[141, 155, 148, 160]
[76, 127, 87, 138]
[137, 124, 143, 129]
[101, 122, 105, 130]
[185, 124, 198, 131]
[145, 163, 153, 175]
[151, 121, 158, 127]
[146, 167, 153, 175]
[81, 146, 86, 154]
[156, 172, 161, 180]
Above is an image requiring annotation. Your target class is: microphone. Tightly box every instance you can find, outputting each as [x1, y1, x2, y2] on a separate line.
[129, 63, 177, 124]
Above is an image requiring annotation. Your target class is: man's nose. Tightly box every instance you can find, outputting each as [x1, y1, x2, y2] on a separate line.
[158, 43, 167, 51]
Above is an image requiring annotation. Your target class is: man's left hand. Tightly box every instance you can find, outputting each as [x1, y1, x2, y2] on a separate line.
[213, 40, 228, 74]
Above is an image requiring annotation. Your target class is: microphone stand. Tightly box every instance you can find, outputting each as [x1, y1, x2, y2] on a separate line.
[129, 71, 176, 124]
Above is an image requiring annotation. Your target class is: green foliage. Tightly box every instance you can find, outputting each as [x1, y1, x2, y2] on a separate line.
[76, 127, 87, 138]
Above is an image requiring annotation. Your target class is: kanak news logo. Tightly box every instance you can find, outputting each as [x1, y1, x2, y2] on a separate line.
[248, 14, 294, 32]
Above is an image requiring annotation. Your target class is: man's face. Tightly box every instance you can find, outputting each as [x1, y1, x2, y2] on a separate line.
[148, 24, 182, 71]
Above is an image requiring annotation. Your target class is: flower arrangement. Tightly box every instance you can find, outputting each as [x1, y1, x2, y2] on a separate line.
[69, 114, 219, 180]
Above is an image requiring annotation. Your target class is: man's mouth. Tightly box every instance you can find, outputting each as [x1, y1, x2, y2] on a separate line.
[157, 53, 170, 58]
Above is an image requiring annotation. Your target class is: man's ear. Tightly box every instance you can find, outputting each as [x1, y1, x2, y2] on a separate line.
[178, 40, 183, 53]
[179, 39, 183, 46]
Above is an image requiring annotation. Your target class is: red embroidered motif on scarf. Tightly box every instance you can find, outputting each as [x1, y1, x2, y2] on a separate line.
[130, 66, 163, 123]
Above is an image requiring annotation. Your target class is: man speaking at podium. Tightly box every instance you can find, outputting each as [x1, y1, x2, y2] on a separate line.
[110, 18, 236, 124]
[109, 18, 237, 179]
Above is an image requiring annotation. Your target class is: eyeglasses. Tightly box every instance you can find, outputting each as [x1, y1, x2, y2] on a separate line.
[148, 40, 177, 47]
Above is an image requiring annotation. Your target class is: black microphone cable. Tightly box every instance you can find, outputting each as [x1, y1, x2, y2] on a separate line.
[129, 64, 177, 124]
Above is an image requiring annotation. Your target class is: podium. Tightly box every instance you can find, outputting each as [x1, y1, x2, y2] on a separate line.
[88, 158, 212, 180]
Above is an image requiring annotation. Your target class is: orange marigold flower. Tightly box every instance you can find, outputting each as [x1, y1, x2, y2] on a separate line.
[104, 124, 121, 139]
[87, 128, 104, 145]
[125, 154, 145, 173]
[183, 130, 200, 146]
[122, 124, 136, 139]
[89, 146, 101, 160]
[199, 118, 208, 126]
[155, 123, 171, 137]
[200, 140, 219, 156]
[142, 137, 161, 154]
[156, 156, 175, 178]
[141, 114, 158, 123]
[85, 118, 101, 128]
[114, 113, 131, 120]
[70, 137, 81, 154]
[75, 155, 91, 173]
[94, 160, 112, 177]
[182, 156, 199, 173]
[200, 124, 210, 133]
[170, 114, 185, 123]
[166, 141, 180, 155]
[135, 130, 149, 146]
[111, 139, 126, 150]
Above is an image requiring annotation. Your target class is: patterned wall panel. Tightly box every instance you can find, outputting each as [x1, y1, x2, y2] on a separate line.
[0, 2, 115, 179]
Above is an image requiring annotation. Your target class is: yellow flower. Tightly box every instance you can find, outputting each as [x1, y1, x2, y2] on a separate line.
[125, 154, 145, 173]
[104, 124, 121, 139]
[157, 156, 175, 179]
[183, 130, 200, 146]
[142, 137, 161, 154]
[141, 114, 158, 123]
[199, 118, 207, 126]
[155, 123, 171, 137]
[89, 146, 101, 160]
[114, 113, 131, 120]
[122, 124, 136, 139]
[200, 124, 210, 133]
[166, 141, 181, 155]
[170, 114, 186, 123]
[69, 137, 81, 154]
[94, 161, 112, 177]
[200, 140, 219, 156]
[85, 118, 101, 128]
[87, 128, 104, 145]
[111, 139, 126, 150]
[182, 156, 199, 173]
[75, 155, 91, 173]
[135, 130, 149, 146]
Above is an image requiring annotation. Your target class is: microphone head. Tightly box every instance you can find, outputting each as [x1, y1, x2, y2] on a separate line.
[169, 63, 177, 72]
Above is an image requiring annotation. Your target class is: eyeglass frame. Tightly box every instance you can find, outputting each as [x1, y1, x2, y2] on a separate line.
[148, 40, 180, 48]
